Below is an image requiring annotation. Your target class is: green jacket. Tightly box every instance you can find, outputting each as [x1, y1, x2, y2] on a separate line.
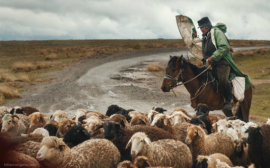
[211, 23, 251, 90]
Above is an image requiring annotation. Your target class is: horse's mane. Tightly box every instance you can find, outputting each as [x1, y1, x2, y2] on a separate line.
[169, 56, 208, 80]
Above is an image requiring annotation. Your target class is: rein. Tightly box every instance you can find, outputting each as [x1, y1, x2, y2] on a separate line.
[164, 64, 212, 99]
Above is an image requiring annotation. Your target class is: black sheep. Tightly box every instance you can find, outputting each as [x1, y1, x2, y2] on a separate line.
[246, 125, 270, 168]
[63, 124, 90, 148]
[106, 105, 126, 117]
[10, 106, 39, 116]
[44, 124, 58, 136]
[96, 120, 175, 161]
[152, 107, 167, 113]
[105, 104, 132, 122]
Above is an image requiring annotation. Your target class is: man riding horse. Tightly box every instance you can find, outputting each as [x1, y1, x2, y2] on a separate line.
[197, 17, 251, 114]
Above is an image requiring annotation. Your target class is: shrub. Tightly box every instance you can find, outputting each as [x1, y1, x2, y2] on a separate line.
[0, 85, 21, 99]
[45, 53, 58, 60]
[12, 62, 35, 72]
[147, 63, 165, 71]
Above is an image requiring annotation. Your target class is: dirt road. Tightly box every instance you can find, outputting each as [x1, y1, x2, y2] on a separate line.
[5, 48, 192, 117]
[5, 46, 269, 117]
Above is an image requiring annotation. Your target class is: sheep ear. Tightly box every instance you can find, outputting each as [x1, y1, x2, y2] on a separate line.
[126, 139, 132, 149]
[163, 117, 169, 125]
[50, 115, 53, 120]
[120, 120, 125, 128]
[59, 145, 67, 151]
[212, 123, 217, 127]
[144, 138, 151, 146]
[216, 159, 220, 164]
[95, 124, 103, 131]
[259, 129, 264, 136]
[197, 129, 203, 137]
[139, 119, 147, 125]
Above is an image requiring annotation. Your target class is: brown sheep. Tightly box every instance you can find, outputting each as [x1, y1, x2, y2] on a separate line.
[151, 113, 192, 142]
[86, 111, 109, 120]
[56, 119, 76, 138]
[110, 114, 130, 128]
[185, 125, 234, 161]
[233, 138, 250, 167]
[130, 114, 150, 126]
[28, 112, 48, 131]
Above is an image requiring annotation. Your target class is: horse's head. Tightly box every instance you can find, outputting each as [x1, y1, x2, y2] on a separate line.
[161, 55, 185, 92]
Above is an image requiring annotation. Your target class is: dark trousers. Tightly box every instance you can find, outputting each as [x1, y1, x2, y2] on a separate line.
[216, 64, 232, 102]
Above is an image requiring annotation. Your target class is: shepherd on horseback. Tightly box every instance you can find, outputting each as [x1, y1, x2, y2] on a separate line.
[161, 15, 252, 122]
[197, 16, 251, 115]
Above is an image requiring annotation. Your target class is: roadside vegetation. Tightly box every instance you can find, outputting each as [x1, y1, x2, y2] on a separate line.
[0, 39, 269, 121]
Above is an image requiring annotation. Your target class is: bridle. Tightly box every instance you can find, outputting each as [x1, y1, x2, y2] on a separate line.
[164, 59, 211, 89]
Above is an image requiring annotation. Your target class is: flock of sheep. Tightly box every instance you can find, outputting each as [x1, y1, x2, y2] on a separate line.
[0, 104, 270, 168]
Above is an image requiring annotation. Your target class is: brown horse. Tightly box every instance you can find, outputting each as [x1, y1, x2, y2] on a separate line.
[161, 55, 252, 122]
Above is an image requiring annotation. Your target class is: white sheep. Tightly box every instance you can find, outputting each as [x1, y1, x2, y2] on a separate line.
[213, 119, 239, 140]
[126, 132, 192, 168]
[267, 118, 270, 125]
[0, 106, 10, 113]
[50, 110, 68, 122]
[1, 114, 29, 136]
[216, 159, 243, 168]
[83, 116, 103, 136]
[241, 121, 258, 138]
[32, 128, 49, 137]
[36, 136, 121, 168]
[231, 119, 245, 138]
[145, 110, 159, 123]
[168, 111, 191, 125]
[74, 109, 86, 124]
[194, 153, 233, 168]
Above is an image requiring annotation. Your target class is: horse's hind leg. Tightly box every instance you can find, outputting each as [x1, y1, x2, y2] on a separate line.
[235, 105, 243, 121]
[239, 87, 252, 122]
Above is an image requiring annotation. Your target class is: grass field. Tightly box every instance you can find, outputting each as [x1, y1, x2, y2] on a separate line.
[0, 39, 269, 120]
[233, 48, 270, 120]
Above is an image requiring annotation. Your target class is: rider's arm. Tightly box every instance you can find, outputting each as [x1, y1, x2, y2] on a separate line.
[211, 29, 230, 62]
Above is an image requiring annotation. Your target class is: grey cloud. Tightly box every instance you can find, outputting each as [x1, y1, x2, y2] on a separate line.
[0, 0, 269, 40]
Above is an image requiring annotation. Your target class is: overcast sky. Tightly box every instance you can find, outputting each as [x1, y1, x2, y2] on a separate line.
[0, 0, 269, 40]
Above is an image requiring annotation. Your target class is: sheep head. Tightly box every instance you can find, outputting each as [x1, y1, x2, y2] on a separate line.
[246, 126, 263, 144]
[151, 113, 169, 127]
[134, 156, 152, 168]
[1, 114, 19, 133]
[234, 138, 247, 153]
[130, 115, 148, 126]
[37, 136, 70, 161]
[96, 120, 121, 140]
[56, 119, 76, 138]
[185, 125, 204, 144]
[28, 112, 47, 127]
[212, 119, 231, 133]
[84, 116, 103, 136]
[126, 132, 151, 161]
[195, 103, 209, 116]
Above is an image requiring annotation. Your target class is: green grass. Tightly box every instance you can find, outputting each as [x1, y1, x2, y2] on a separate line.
[233, 48, 270, 120]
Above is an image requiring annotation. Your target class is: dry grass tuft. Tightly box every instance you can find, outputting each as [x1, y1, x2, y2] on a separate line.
[45, 53, 58, 60]
[0, 74, 16, 82]
[12, 62, 35, 72]
[147, 63, 165, 71]
[36, 62, 51, 70]
[16, 73, 30, 82]
[35, 79, 47, 82]
[0, 85, 21, 99]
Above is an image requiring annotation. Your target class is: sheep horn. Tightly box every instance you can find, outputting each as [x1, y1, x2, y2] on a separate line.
[12, 115, 20, 120]
[95, 124, 103, 131]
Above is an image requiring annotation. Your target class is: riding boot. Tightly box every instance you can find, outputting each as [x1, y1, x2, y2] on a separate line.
[222, 84, 233, 116]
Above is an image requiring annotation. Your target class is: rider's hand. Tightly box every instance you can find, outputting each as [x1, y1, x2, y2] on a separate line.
[207, 57, 213, 64]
